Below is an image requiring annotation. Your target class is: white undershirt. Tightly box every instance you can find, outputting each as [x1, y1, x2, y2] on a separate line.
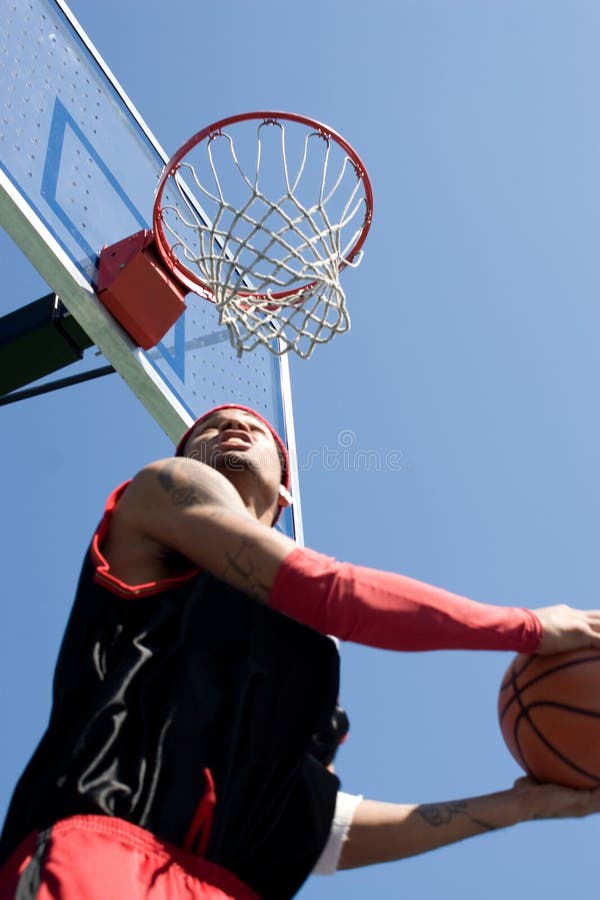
[312, 791, 364, 875]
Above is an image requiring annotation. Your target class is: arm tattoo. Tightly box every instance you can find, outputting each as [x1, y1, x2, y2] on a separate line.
[224, 538, 271, 601]
[417, 800, 495, 833]
[157, 459, 211, 509]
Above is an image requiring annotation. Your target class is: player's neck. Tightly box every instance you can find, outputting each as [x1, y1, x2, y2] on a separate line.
[225, 471, 277, 526]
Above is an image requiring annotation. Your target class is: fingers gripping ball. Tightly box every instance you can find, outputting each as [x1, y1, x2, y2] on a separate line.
[498, 649, 600, 788]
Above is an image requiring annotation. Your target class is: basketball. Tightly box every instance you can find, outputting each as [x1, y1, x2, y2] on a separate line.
[498, 648, 600, 788]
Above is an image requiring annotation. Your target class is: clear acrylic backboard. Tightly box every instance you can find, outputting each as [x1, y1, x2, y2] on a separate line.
[0, 0, 302, 538]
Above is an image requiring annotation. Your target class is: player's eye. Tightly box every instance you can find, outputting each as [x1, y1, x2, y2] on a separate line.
[195, 424, 217, 437]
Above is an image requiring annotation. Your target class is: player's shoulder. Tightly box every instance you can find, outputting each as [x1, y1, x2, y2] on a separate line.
[122, 456, 229, 513]
[130, 456, 208, 486]
[121, 458, 200, 502]
[114, 456, 248, 540]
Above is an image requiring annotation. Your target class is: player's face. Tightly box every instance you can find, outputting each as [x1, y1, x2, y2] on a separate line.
[182, 409, 283, 495]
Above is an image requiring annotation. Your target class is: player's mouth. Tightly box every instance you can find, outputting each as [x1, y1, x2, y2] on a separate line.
[218, 430, 252, 448]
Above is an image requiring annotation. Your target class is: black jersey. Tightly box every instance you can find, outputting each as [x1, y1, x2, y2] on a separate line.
[0, 483, 340, 900]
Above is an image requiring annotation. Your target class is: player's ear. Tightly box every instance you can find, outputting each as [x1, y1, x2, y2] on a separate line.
[278, 484, 293, 508]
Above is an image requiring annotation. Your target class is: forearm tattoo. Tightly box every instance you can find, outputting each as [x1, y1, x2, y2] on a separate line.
[417, 800, 495, 833]
[224, 538, 271, 601]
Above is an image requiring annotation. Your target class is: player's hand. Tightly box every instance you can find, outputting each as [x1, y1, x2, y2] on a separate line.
[532, 604, 600, 655]
[511, 776, 600, 821]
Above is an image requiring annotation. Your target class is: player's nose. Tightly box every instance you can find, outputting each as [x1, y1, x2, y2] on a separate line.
[219, 414, 251, 433]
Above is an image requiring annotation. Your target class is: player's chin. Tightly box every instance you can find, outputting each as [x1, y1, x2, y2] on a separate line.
[215, 450, 256, 476]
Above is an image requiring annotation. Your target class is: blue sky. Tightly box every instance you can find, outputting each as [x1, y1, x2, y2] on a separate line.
[1, 2, 600, 898]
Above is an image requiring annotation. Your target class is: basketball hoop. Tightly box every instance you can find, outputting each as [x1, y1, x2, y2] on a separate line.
[152, 111, 373, 358]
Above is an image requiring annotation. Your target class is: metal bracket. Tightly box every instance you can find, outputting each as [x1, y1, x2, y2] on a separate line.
[0, 292, 94, 395]
[96, 230, 188, 350]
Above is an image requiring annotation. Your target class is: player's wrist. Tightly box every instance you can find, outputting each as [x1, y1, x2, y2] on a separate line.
[504, 777, 593, 823]
[502, 780, 543, 823]
[472, 786, 532, 828]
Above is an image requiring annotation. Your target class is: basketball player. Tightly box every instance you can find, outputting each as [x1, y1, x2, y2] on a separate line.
[1, 404, 599, 899]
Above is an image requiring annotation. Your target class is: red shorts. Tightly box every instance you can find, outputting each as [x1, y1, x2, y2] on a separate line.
[0, 815, 260, 900]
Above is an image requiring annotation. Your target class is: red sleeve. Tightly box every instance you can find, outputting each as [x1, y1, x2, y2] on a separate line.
[269, 546, 542, 653]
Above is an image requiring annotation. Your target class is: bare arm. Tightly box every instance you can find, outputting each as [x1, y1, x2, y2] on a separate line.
[112, 457, 600, 654]
[339, 780, 600, 870]
[111, 457, 296, 602]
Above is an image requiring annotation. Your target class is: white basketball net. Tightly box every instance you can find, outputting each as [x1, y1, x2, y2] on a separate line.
[158, 119, 370, 358]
